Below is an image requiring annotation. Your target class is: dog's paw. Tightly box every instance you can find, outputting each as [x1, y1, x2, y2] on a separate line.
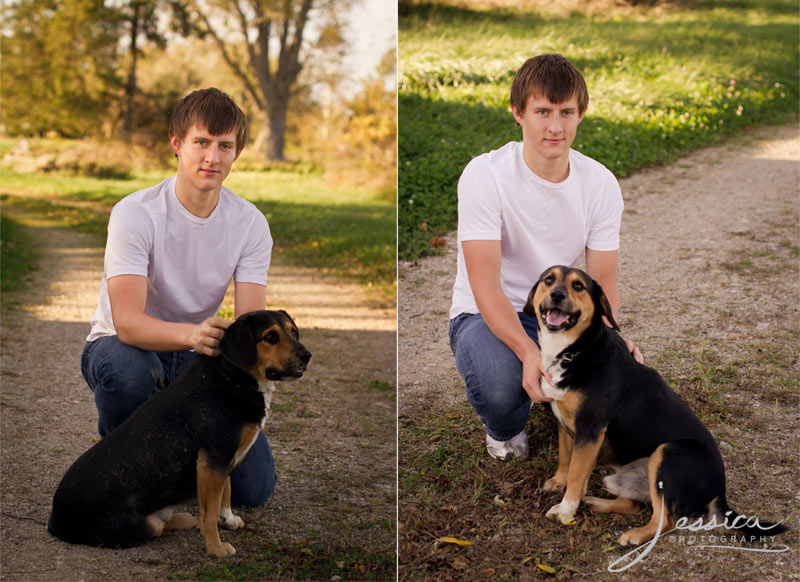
[220, 514, 245, 530]
[542, 476, 566, 492]
[219, 507, 245, 530]
[618, 527, 654, 547]
[545, 501, 577, 525]
[207, 541, 237, 557]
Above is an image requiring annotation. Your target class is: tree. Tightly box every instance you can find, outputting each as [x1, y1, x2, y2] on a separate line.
[119, 0, 193, 136]
[184, 0, 346, 161]
[1, 0, 123, 137]
[341, 45, 396, 189]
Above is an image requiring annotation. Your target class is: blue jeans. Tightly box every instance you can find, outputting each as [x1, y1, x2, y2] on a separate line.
[449, 311, 541, 441]
[81, 335, 276, 507]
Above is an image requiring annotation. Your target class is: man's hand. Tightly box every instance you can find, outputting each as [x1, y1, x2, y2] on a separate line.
[623, 337, 644, 364]
[520, 347, 553, 404]
[188, 317, 232, 356]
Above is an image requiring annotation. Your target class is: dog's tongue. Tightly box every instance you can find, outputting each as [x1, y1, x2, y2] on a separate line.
[546, 309, 569, 327]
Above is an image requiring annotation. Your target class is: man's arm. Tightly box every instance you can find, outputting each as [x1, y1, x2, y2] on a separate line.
[234, 282, 266, 319]
[463, 240, 551, 403]
[585, 248, 620, 320]
[108, 275, 230, 356]
[585, 248, 643, 363]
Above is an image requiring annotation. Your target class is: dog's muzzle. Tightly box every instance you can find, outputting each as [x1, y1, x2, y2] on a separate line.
[265, 348, 311, 381]
[540, 289, 580, 332]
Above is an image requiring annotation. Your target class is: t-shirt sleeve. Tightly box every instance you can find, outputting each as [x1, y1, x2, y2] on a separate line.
[104, 200, 153, 279]
[234, 210, 272, 286]
[457, 156, 502, 242]
[586, 172, 624, 252]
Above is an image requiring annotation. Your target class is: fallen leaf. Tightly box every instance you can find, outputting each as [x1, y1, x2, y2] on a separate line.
[451, 555, 470, 570]
[440, 536, 473, 546]
[492, 494, 506, 508]
[537, 563, 557, 574]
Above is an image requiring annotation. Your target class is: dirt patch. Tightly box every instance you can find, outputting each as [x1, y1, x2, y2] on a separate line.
[399, 124, 799, 580]
[0, 209, 396, 580]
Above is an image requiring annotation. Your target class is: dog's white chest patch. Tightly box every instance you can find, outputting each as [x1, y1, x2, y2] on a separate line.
[539, 332, 574, 396]
[258, 380, 276, 428]
[233, 431, 260, 468]
[232, 381, 276, 469]
[548, 400, 564, 425]
[541, 376, 568, 401]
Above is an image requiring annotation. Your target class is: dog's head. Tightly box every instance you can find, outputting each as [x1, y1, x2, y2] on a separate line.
[523, 266, 619, 341]
[219, 310, 311, 382]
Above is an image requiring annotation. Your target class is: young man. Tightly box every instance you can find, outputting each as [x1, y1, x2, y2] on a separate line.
[449, 54, 642, 461]
[82, 88, 275, 506]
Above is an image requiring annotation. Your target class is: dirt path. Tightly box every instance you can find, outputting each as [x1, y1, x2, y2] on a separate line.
[0, 210, 396, 580]
[399, 124, 799, 580]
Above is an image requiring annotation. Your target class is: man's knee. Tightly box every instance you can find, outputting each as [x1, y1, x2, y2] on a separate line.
[230, 432, 277, 508]
[83, 337, 165, 435]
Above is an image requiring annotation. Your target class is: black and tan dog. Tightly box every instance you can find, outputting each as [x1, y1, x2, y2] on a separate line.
[48, 310, 311, 556]
[524, 266, 786, 545]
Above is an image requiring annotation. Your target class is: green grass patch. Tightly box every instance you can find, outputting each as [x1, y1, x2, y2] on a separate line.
[366, 379, 396, 393]
[0, 213, 39, 297]
[0, 162, 396, 304]
[178, 539, 396, 581]
[398, 0, 800, 260]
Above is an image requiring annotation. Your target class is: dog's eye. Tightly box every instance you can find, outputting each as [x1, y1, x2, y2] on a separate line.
[263, 332, 279, 344]
[572, 281, 585, 292]
[291, 328, 298, 339]
[544, 275, 555, 285]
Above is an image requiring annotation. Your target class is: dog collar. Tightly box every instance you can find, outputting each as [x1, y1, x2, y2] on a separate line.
[559, 351, 579, 364]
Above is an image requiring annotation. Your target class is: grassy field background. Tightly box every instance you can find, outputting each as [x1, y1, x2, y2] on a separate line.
[398, 0, 799, 260]
[0, 137, 396, 306]
[0, 214, 39, 297]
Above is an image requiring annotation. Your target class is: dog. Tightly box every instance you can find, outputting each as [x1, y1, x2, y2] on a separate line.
[48, 310, 311, 556]
[524, 266, 787, 546]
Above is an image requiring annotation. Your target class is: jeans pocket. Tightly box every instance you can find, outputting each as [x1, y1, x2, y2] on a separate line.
[448, 312, 472, 351]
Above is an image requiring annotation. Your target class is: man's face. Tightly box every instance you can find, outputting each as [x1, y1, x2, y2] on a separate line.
[512, 94, 584, 166]
[170, 124, 239, 195]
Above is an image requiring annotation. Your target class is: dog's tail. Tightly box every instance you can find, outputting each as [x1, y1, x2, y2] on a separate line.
[710, 496, 788, 539]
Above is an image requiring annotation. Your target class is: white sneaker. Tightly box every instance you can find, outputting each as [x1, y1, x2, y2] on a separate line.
[485, 430, 528, 461]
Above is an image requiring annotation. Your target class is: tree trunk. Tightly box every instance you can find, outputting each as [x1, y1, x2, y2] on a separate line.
[265, 101, 288, 162]
[122, 3, 140, 136]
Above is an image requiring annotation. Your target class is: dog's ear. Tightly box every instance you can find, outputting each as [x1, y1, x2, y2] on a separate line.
[279, 309, 297, 329]
[219, 319, 258, 370]
[592, 280, 620, 331]
[523, 281, 539, 318]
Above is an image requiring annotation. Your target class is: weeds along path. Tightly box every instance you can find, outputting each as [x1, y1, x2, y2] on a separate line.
[0, 205, 396, 581]
[398, 123, 799, 581]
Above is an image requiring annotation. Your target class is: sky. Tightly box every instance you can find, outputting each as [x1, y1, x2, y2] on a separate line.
[341, 0, 397, 90]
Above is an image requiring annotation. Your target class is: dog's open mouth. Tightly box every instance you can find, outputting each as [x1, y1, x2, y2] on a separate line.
[541, 308, 579, 331]
[265, 366, 306, 381]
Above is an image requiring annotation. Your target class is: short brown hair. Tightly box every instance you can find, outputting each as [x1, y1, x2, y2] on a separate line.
[169, 88, 248, 155]
[510, 54, 589, 116]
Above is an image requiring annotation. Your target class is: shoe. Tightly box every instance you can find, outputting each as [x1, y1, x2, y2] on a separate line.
[485, 430, 528, 461]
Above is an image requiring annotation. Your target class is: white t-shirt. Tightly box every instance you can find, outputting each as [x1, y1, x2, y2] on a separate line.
[450, 142, 623, 319]
[87, 177, 272, 342]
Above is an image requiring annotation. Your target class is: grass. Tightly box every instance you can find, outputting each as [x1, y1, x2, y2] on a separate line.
[0, 150, 396, 305]
[178, 539, 396, 581]
[0, 213, 39, 298]
[398, 0, 800, 260]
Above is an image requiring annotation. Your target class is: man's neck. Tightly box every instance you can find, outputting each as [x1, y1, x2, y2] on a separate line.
[521, 146, 571, 183]
[174, 176, 220, 219]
